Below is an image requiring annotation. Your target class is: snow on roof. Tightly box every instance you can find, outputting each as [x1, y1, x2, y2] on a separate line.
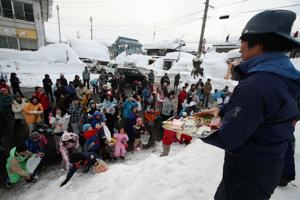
[69, 39, 110, 62]
[0, 43, 82, 64]
[144, 40, 181, 50]
[115, 52, 151, 67]
[181, 43, 198, 52]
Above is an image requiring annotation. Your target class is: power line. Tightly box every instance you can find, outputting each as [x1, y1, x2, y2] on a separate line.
[56, 0, 115, 5]
[58, 0, 125, 8]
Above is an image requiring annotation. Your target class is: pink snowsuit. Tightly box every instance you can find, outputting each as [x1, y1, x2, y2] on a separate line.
[114, 133, 129, 157]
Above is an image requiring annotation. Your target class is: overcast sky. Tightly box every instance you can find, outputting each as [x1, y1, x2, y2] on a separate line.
[45, 0, 300, 44]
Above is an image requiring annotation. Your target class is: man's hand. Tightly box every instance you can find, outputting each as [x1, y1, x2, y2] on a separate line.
[193, 107, 220, 118]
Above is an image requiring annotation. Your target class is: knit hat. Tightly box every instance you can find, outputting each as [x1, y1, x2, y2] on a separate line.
[82, 123, 92, 132]
[29, 131, 40, 141]
[0, 88, 8, 92]
[61, 132, 72, 142]
[93, 111, 102, 117]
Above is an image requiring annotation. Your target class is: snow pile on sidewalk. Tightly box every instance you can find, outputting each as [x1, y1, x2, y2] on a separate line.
[0, 43, 86, 87]
[0, 43, 82, 64]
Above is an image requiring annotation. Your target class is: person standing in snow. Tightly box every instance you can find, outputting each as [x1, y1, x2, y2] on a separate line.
[113, 128, 129, 159]
[148, 69, 155, 85]
[0, 87, 14, 148]
[160, 73, 170, 88]
[203, 78, 212, 108]
[196, 10, 300, 200]
[42, 74, 54, 103]
[9, 73, 24, 97]
[82, 67, 90, 90]
[23, 96, 43, 134]
[174, 73, 180, 93]
[59, 74, 68, 87]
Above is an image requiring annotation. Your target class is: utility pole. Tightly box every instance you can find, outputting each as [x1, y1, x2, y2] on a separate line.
[57, 5, 61, 43]
[197, 0, 210, 57]
[90, 17, 93, 40]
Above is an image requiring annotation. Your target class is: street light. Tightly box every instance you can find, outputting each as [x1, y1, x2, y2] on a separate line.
[219, 15, 230, 19]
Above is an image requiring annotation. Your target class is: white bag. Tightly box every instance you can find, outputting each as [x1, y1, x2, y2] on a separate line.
[103, 125, 112, 140]
[26, 155, 41, 174]
[141, 133, 150, 145]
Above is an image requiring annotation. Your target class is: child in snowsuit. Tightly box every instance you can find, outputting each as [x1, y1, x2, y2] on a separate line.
[113, 128, 129, 158]
[144, 106, 160, 147]
[133, 117, 147, 151]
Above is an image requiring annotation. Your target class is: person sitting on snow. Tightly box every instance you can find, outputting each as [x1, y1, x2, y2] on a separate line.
[6, 144, 41, 186]
[60, 152, 107, 187]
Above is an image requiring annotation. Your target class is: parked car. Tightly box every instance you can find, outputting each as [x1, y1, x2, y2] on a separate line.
[80, 58, 109, 73]
[105, 62, 118, 77]
[115, 67, 146, 85]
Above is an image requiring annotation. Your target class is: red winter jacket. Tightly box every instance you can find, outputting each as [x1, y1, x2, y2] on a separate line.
[178, 90, 188, 105]
[33, 92, 50, 110]
[162, 129, 176, 145]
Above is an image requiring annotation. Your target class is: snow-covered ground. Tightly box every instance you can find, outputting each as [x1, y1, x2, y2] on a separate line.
[1, 123, 299, 200]
[0, 44, 300, 199]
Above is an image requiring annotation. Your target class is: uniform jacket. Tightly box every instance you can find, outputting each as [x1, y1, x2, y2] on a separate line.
[202, 52, 300, 162]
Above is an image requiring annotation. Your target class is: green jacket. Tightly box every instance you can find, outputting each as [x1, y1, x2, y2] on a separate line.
[6, 147, 31, 184]
[0, 94, 12, 113]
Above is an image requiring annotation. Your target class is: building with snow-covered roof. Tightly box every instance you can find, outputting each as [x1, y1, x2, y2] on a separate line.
[111, 36, 142, 58]
[144, 39, 185, 56]
[0, 0, 53, 50]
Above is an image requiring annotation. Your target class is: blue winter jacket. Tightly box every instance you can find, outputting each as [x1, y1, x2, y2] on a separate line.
[202, 52, 300, 162]
[122, 99, 138, 119]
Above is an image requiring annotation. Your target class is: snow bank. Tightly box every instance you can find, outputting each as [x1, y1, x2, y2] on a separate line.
[0, 43, 86, 87]
[0, 61, 85, 87]
[69, 39, 110, 62]
[0, 43, 82, 64]
[2, 123, 299, 200]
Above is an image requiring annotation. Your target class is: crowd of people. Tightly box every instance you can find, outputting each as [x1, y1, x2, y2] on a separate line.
[0, 63, 232, 188]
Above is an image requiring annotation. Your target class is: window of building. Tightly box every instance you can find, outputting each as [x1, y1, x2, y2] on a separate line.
[24, 3, 34, 21]
[0, 1, 3, 16]
[12, 1, 34, 21]
[13, 1, 24, 20]
[7, 37, 18, 49]
[0, 36, 8, 48]
[1, 0, 13, 18]
[163, 60, 173, 70]
[19, 38, 37, 50]
[0, 36, 18, 49]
